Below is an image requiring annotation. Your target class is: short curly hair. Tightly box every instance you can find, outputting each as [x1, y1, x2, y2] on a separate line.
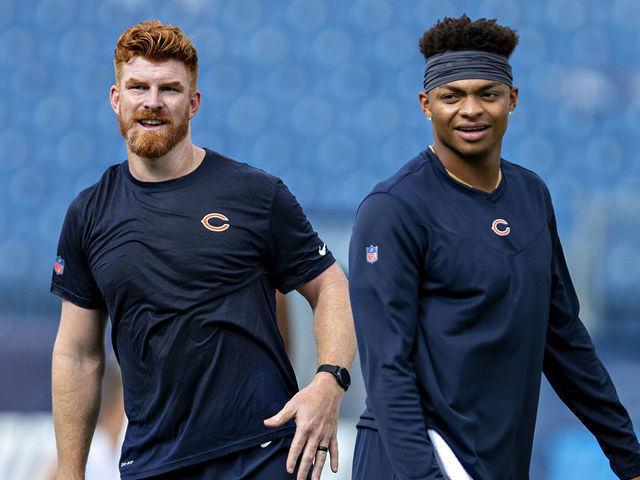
[419, 14, 519, 60]
[114, 20, 199, 90]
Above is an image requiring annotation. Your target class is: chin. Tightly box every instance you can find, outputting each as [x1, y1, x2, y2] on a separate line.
[127, 128, 188, 159]
[453, 140, 498, 159]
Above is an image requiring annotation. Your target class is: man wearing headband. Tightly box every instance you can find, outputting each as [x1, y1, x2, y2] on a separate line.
[349, 14, 640, 480]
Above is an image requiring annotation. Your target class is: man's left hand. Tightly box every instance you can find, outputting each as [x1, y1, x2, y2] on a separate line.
[264, 372, 345, 480]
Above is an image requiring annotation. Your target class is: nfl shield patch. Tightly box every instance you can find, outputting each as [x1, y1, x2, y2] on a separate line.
[54, 256, 65, 275]
[366, 245, 378, 264]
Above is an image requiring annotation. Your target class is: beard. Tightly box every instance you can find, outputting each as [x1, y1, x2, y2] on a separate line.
[119, 108, 190, 158]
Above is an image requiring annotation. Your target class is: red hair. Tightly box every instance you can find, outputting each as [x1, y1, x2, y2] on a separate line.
[114, 20, 199, 90]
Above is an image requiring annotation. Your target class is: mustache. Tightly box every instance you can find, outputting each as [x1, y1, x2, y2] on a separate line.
[132, 110, 172, 124]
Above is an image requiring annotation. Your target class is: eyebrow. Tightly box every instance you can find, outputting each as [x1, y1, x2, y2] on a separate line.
[124, 78, 185, 90]
[440, 81, 504, 94]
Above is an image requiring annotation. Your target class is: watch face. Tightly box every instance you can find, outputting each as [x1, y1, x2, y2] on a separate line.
[317, 364, 350, 391]
[338, 367, 351, 387]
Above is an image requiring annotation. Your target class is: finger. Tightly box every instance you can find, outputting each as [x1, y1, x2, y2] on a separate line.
[264, 402, 294, 428]
[329, 435, 339, 473]
[296, 438, 322, 480]
[286, 429, 308, 475]
[311, 442, 330, 480]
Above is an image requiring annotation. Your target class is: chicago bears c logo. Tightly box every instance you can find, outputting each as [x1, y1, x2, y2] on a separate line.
[201, 213, 230, 232]
[491, 219, 510, 236]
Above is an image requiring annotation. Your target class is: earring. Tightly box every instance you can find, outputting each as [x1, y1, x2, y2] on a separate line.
[425, 113, 432, 120]
[508, 110, 513, 115]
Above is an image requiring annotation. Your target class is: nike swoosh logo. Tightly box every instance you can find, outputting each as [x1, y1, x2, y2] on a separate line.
[260, 441, 272, 448]
[318, 243, 327, 256]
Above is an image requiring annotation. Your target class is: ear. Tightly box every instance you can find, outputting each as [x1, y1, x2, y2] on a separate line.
[110, 85, 120, 115]
[509, 86, 519, 113]
[418, 91, 432, 119]
[188, 89, 202, 120]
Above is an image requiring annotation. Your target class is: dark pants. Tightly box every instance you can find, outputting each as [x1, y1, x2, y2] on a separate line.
[352, 426, 400, 480]
[143, 436, 313, 480]
[352, 427, 447, 480]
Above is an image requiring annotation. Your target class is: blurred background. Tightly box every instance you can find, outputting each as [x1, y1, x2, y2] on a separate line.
[1, 0, 640, 478]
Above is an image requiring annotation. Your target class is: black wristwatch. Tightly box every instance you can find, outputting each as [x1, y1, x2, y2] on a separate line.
[316, 364, 351, 392]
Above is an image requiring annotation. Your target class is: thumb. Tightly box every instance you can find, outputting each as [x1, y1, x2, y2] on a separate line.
[264, 402, 295, 428]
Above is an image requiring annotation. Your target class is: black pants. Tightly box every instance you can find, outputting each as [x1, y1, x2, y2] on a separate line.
[143, 436, 313, 480]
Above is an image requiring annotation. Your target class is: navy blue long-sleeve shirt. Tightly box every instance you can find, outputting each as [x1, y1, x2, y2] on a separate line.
[349, 149, 640, 479]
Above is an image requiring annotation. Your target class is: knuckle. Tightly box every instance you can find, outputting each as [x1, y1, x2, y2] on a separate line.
[300, 423, 314, 435]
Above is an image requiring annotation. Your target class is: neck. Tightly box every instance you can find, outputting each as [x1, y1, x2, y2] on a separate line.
[430, 142, 502, 193]
[127, 134, 204, 182]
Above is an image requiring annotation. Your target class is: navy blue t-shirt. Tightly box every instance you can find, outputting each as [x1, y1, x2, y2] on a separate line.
[349, 149, 640, 480]
[51, 149, 335, 479]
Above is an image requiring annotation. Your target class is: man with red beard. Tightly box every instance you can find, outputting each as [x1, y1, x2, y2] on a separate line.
[50, 20, 356, 480]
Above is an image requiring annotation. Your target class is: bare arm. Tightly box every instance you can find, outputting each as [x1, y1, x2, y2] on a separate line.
[265, 262, 357, 480]
[276, 290, 292, 355]
[299, 262, 356, 369]
[51, 299, 108, 480]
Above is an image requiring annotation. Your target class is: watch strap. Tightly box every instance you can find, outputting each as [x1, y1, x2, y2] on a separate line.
[316, 364, 350, 391]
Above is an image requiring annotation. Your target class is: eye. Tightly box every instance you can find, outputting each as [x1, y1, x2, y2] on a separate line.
[441, 93, 459, 102]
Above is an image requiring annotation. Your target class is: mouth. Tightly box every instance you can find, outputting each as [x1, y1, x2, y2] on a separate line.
[137, 119, 168, 129]
[454, 124, 490, 141]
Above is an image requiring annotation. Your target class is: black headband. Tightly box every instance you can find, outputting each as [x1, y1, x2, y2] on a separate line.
[423, 49, 513, 92]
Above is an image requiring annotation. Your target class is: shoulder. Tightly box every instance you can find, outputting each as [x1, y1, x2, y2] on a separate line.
[206, 149, 280, 189]
[502, 159, 548, 187]
[203, 149, 286, 208]
[68, 163, 124, 215]
[358, 151, 431, 216]
[501, 159, 553, 202]
[352, 153, 434, 244]
[371, 151, 431, 196]
[58, 163, 124, 242]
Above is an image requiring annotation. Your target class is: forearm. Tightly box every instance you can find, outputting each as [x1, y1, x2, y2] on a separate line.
[51, 346, 105, 479]
[278, 263, 356, 479]
[354, 304, 441, 477]
[311, 265, 357, 369]
[364, 360, 440, 476]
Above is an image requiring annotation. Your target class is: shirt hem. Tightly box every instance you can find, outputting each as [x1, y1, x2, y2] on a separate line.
[50, 284, 106, 310]
[119, 426, 296, 479]
[279, 255, 336, 295]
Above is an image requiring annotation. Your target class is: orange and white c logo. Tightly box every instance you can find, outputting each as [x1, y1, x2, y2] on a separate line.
[201, 213, 230, 232]
[491, 219, 510, 236]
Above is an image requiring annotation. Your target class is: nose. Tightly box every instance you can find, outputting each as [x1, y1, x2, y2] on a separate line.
[143, 86, 163, 110]
[459, 95, 482, 118]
